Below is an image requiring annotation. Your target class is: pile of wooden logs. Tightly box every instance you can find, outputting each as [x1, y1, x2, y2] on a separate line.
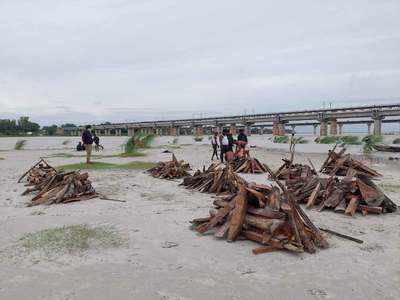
[274, 158, 316, 180]
[148, 154, 190, 179]
[18, 159, 98, 206]
[181, 163, 247, 194]
[18, 158, 57, 186]
[320, 145, 382, 178]
[191, 179, 329, 254]
[232, 157, 267, 173]
[22, 170, 97, 206]
[285, 147, 397, 216]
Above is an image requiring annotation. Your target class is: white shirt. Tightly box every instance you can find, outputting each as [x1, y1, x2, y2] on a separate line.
[221, 136, 229, 146]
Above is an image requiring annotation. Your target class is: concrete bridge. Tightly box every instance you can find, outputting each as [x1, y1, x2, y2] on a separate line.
[64, 103, 400, 137]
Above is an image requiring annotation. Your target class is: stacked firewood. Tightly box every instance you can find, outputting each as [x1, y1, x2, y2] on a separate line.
[148, 154, 190, 179]
[19, 159, 98, 206]
[286, 147, 397, 216]
[23, 171, 97, 206]
[232, 157, 267, 173]
[181, 163, 247, 194]
[274, 158, 316, 180]
[191, 181, 329, 255]
[18, 158, 57, 186]
[319, 145, 381, 178]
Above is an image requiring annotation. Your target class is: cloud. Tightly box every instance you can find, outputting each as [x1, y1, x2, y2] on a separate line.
[0, 0, 399, 125]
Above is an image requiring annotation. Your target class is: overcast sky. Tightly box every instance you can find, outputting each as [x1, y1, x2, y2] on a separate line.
[0, 0, 399, 125]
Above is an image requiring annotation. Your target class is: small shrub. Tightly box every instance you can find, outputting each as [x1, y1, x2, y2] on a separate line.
[293, 136, 308, 144]
[362, 135, 382, 154]
[273, 135, 289, 143]
[393, 138, 400, 144]
[339, 136, 361, 145]
[62, 140, 70, 145]
[14, 140, 27, 150]
[315, 136, 339, 144]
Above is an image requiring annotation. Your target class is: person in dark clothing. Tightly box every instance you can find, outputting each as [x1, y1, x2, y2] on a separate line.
[92, 132, 104, 151]
[237, 129, 248, 144]
[211, 132, 219, 160]
[220, 130, 229, 163]
[227, 132, 234, 152]
[76, 141, 85, 151]
[81, 125, 93, 164]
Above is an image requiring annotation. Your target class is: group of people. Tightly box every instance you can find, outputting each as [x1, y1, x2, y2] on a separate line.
[79, 125, 104, 164]
[211, 128, 248, 163]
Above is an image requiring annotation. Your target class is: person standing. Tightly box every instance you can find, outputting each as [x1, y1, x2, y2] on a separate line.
[92, 131, 104, 151]
[82, 125, 94, 164]
[220, 130, 229, 163]
[211, 132, 219, 160]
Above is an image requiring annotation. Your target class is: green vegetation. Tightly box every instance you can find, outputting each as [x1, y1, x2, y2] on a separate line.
[0, 117, 40, 136]
[273, 135, 289, 143]
[393, 138, 400, 144]
[362, 135, 383, 154]
[339, 136, 361, 145]
[14, 139, 27, 150]
[292, 136, 308, 144]
[19, 224, 125, 255]
[172, 137, 179, 144]
[314, 135, 360, 145]
[122, 133, 154, 156]
[57, 161, 156, 171]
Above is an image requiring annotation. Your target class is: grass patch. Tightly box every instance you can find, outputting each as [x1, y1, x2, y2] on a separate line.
[340, 136, 361, 145]
[14, 140, 27, 150]
[315, 136, 339, 144]
[273, 135, 289, 143]
[19, 224, 125, 255]
[378, 183, 400, 193]
[393, 138, 400, 144]
[57, 161, 156, 170]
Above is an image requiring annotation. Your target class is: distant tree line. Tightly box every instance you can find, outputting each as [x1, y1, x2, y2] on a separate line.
[0, 117, 78, 136]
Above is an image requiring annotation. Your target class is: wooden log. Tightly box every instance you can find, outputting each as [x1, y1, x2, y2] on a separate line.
[345, 196, 359, 216]
[227, 185, 248, 241]
[245, 215, 283, 232]
[246, 207, 286, 219]
[306, 182, 321, 208]
[357, 205, 383, 215]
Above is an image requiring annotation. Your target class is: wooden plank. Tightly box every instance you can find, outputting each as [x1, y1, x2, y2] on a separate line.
[306, 182, 321, 208]
[227, 185, 248, 241]
[345, 196, 359, 216]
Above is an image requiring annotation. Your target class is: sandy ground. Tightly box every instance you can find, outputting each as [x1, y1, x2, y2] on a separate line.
[0, 135, 399, 300]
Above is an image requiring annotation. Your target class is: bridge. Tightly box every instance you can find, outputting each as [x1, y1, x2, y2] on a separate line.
[63, 103, 400, 137]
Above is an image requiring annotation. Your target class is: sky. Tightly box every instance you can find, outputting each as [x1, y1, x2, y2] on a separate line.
[0, 0, 399, 126]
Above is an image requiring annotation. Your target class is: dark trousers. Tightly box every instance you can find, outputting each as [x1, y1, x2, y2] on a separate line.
[211, 145, 218, 160]
[220, 145, 228, 163]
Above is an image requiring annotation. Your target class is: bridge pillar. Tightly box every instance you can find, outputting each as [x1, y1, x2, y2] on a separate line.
[329, 119, 338, 135]
[320, 121, 328, 136]
[229, 124, 237, 135]
[259, 127, 264, 135]
[367, 123, 372, 135]
[169, 126, 177, 136]
[373, 117, 383, 135]
[127, 128, 135, 136]
[338, 124, 343, 135]
[272, 122, 286, 136]
[115, 129, 121, 136]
